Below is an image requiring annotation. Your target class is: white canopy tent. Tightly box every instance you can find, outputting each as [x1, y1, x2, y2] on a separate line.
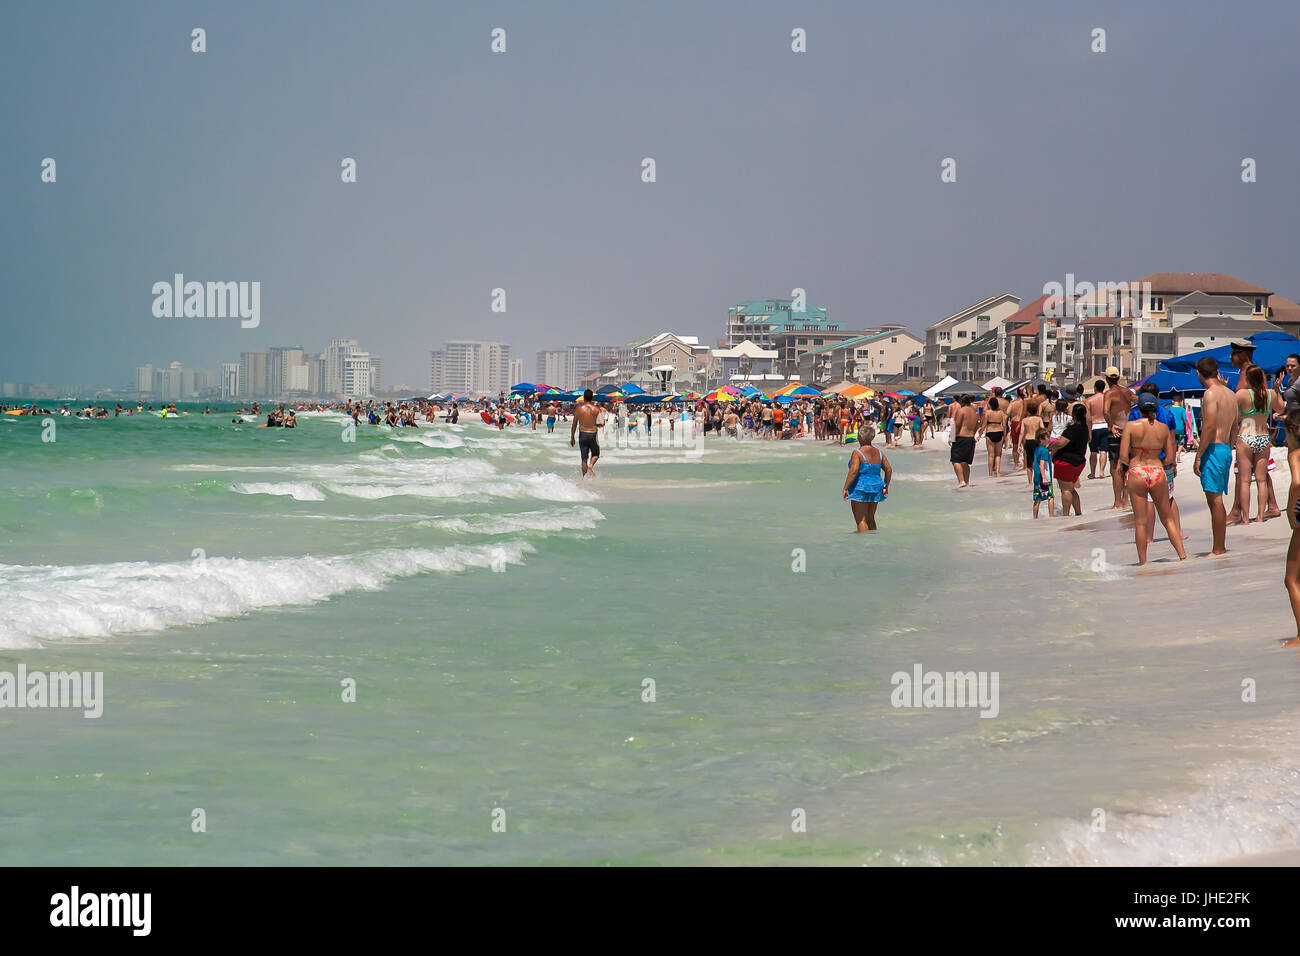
[922, 375, 957, 399]
[982, 376, 1014, 392]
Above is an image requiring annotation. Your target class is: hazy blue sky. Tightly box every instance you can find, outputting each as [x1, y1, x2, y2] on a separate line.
[3, 0, 1298, 388]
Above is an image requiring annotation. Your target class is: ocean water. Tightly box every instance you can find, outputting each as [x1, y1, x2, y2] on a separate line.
[2, 407, 1299, 865]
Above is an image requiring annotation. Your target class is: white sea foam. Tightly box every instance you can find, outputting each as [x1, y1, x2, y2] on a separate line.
[0, 541, 534, 648]
[230, 481, 327, 501]
[969, 532, 1014, 554]
[1028, 759, 1300, 866]
[389, 432, 466, 449]
[419, 505, 605, 535]
[184, 455, 593, 503]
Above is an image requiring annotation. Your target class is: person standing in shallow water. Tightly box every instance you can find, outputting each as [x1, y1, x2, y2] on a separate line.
[1121, 392, 1188, 565]
[949, 394, 978, 487]
[843, 426, 890, 532]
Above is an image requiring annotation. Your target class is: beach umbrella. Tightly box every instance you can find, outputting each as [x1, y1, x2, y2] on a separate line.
[1133, 368, 1221, 394]
[509, 382, 536, 394]
[776, 383, 821, 398]
[895, 389, 917, 396]
[618, 383, 647, 395]
[842, 384, 871, 399]
[1160, 330, 1300, 377]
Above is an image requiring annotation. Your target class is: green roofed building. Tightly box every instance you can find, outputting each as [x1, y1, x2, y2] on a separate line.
[727, 298, 838, 351]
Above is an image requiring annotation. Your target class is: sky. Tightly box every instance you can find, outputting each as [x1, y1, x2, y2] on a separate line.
[3, 0, 1298, 389]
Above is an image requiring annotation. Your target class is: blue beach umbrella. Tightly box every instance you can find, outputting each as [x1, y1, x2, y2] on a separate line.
[1160, 331, 1300, 376]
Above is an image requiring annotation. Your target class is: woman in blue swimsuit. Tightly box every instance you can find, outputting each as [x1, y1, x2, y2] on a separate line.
[842, 425, 892, 532]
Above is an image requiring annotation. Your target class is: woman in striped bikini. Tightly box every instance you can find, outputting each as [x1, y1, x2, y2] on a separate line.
[1235, 365, 1283, 524]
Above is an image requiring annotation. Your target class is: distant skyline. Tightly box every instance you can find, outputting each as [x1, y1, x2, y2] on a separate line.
[4, 0, 1298, 388]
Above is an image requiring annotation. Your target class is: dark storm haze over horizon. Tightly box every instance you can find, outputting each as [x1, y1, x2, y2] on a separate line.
[2, 0, 1298, 389]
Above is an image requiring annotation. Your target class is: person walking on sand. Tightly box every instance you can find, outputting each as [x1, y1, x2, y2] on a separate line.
[1050, 402, 1089, 516]
[1007, 388, 1025, 471]
[1282, 410, 1300, 647]
[1019, 403, 1045, 489]
[843, 425, 890, 532]
[570, 389, 602, 477]
[980, 396, 1007, 476]
[949, 394, 978, 488]
[1031, 427, 1055, 518]
[1120, 392, 1188, 565]
[1194, 356, 1238, 556]
[1225, 339, 1283, 524]
[1125, 383, 1187, 546]
[1103, 366, 1135, 509]
[1233, 364, 1283, 524]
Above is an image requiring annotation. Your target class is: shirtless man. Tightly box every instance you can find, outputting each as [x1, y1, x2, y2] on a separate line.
[949, 394, 979, 487]
[1085, 380, 1108, 479]
[1194, 356, 1239, 555]
[1103, 366, 1135, 509]
[570, 389, 602, 477]
[1007, 388, 1026, 471]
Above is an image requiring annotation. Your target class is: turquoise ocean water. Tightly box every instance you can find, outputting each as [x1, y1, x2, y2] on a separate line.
[2, 407, 1299, 865]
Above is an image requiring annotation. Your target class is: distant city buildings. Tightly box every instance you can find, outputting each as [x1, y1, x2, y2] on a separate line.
[229, 339, 377, 398]
[534, 345, 618, 390]
[132, 361, 215, 400]
[430, 340, 514, 396]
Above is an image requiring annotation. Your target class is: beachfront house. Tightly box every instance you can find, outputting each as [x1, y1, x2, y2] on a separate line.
[1077, 273, 1279, 379]
[1173, 315, 1282, 356]
[903, 351, 925, 380]
[1000, 294, 1079, 383]
[798, 328, 925, 386]
[711, 340, 779, 389]
[725, 298, 840, 352]
[1264, 294, 1300, 339]
[944, 329, 1002, 382]
[616, 332, 711, 390]
[921, 293, 1022, 381]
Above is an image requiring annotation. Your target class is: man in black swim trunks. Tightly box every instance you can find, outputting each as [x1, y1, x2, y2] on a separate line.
[949, 394, 978, 487]
[570, 389, 602, 477]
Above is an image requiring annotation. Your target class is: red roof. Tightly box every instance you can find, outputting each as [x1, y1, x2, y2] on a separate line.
[1136, 273, 1272, 296]
[1006, 294, 1068, 336]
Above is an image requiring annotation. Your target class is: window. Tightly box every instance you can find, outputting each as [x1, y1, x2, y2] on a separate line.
[797, 338, 807, 346]
[957, 330, 968, 339]
[879, 349, 885, 355]
[891, 337, 898, 343]
[813, 339, 823, 346]
[1194, 341, 1204, 349]
[1148, 296, 1165, 312]
[1255, 297, 1265, 314]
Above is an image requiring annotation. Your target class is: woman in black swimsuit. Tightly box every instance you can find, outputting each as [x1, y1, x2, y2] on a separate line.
[983, 396, 1007, 477]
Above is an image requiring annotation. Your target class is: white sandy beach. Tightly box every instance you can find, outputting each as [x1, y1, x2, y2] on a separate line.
[900, 436, 1300, 866]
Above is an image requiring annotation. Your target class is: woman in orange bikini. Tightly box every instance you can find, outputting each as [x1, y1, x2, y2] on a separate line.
[1119, 392, 1188, 565]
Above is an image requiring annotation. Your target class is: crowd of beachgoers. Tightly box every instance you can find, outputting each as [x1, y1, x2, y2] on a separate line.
[12, 352, 1300, 643]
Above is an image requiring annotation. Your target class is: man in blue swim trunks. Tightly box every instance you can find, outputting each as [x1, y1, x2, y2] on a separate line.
[1194, 356, 1239, 555]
